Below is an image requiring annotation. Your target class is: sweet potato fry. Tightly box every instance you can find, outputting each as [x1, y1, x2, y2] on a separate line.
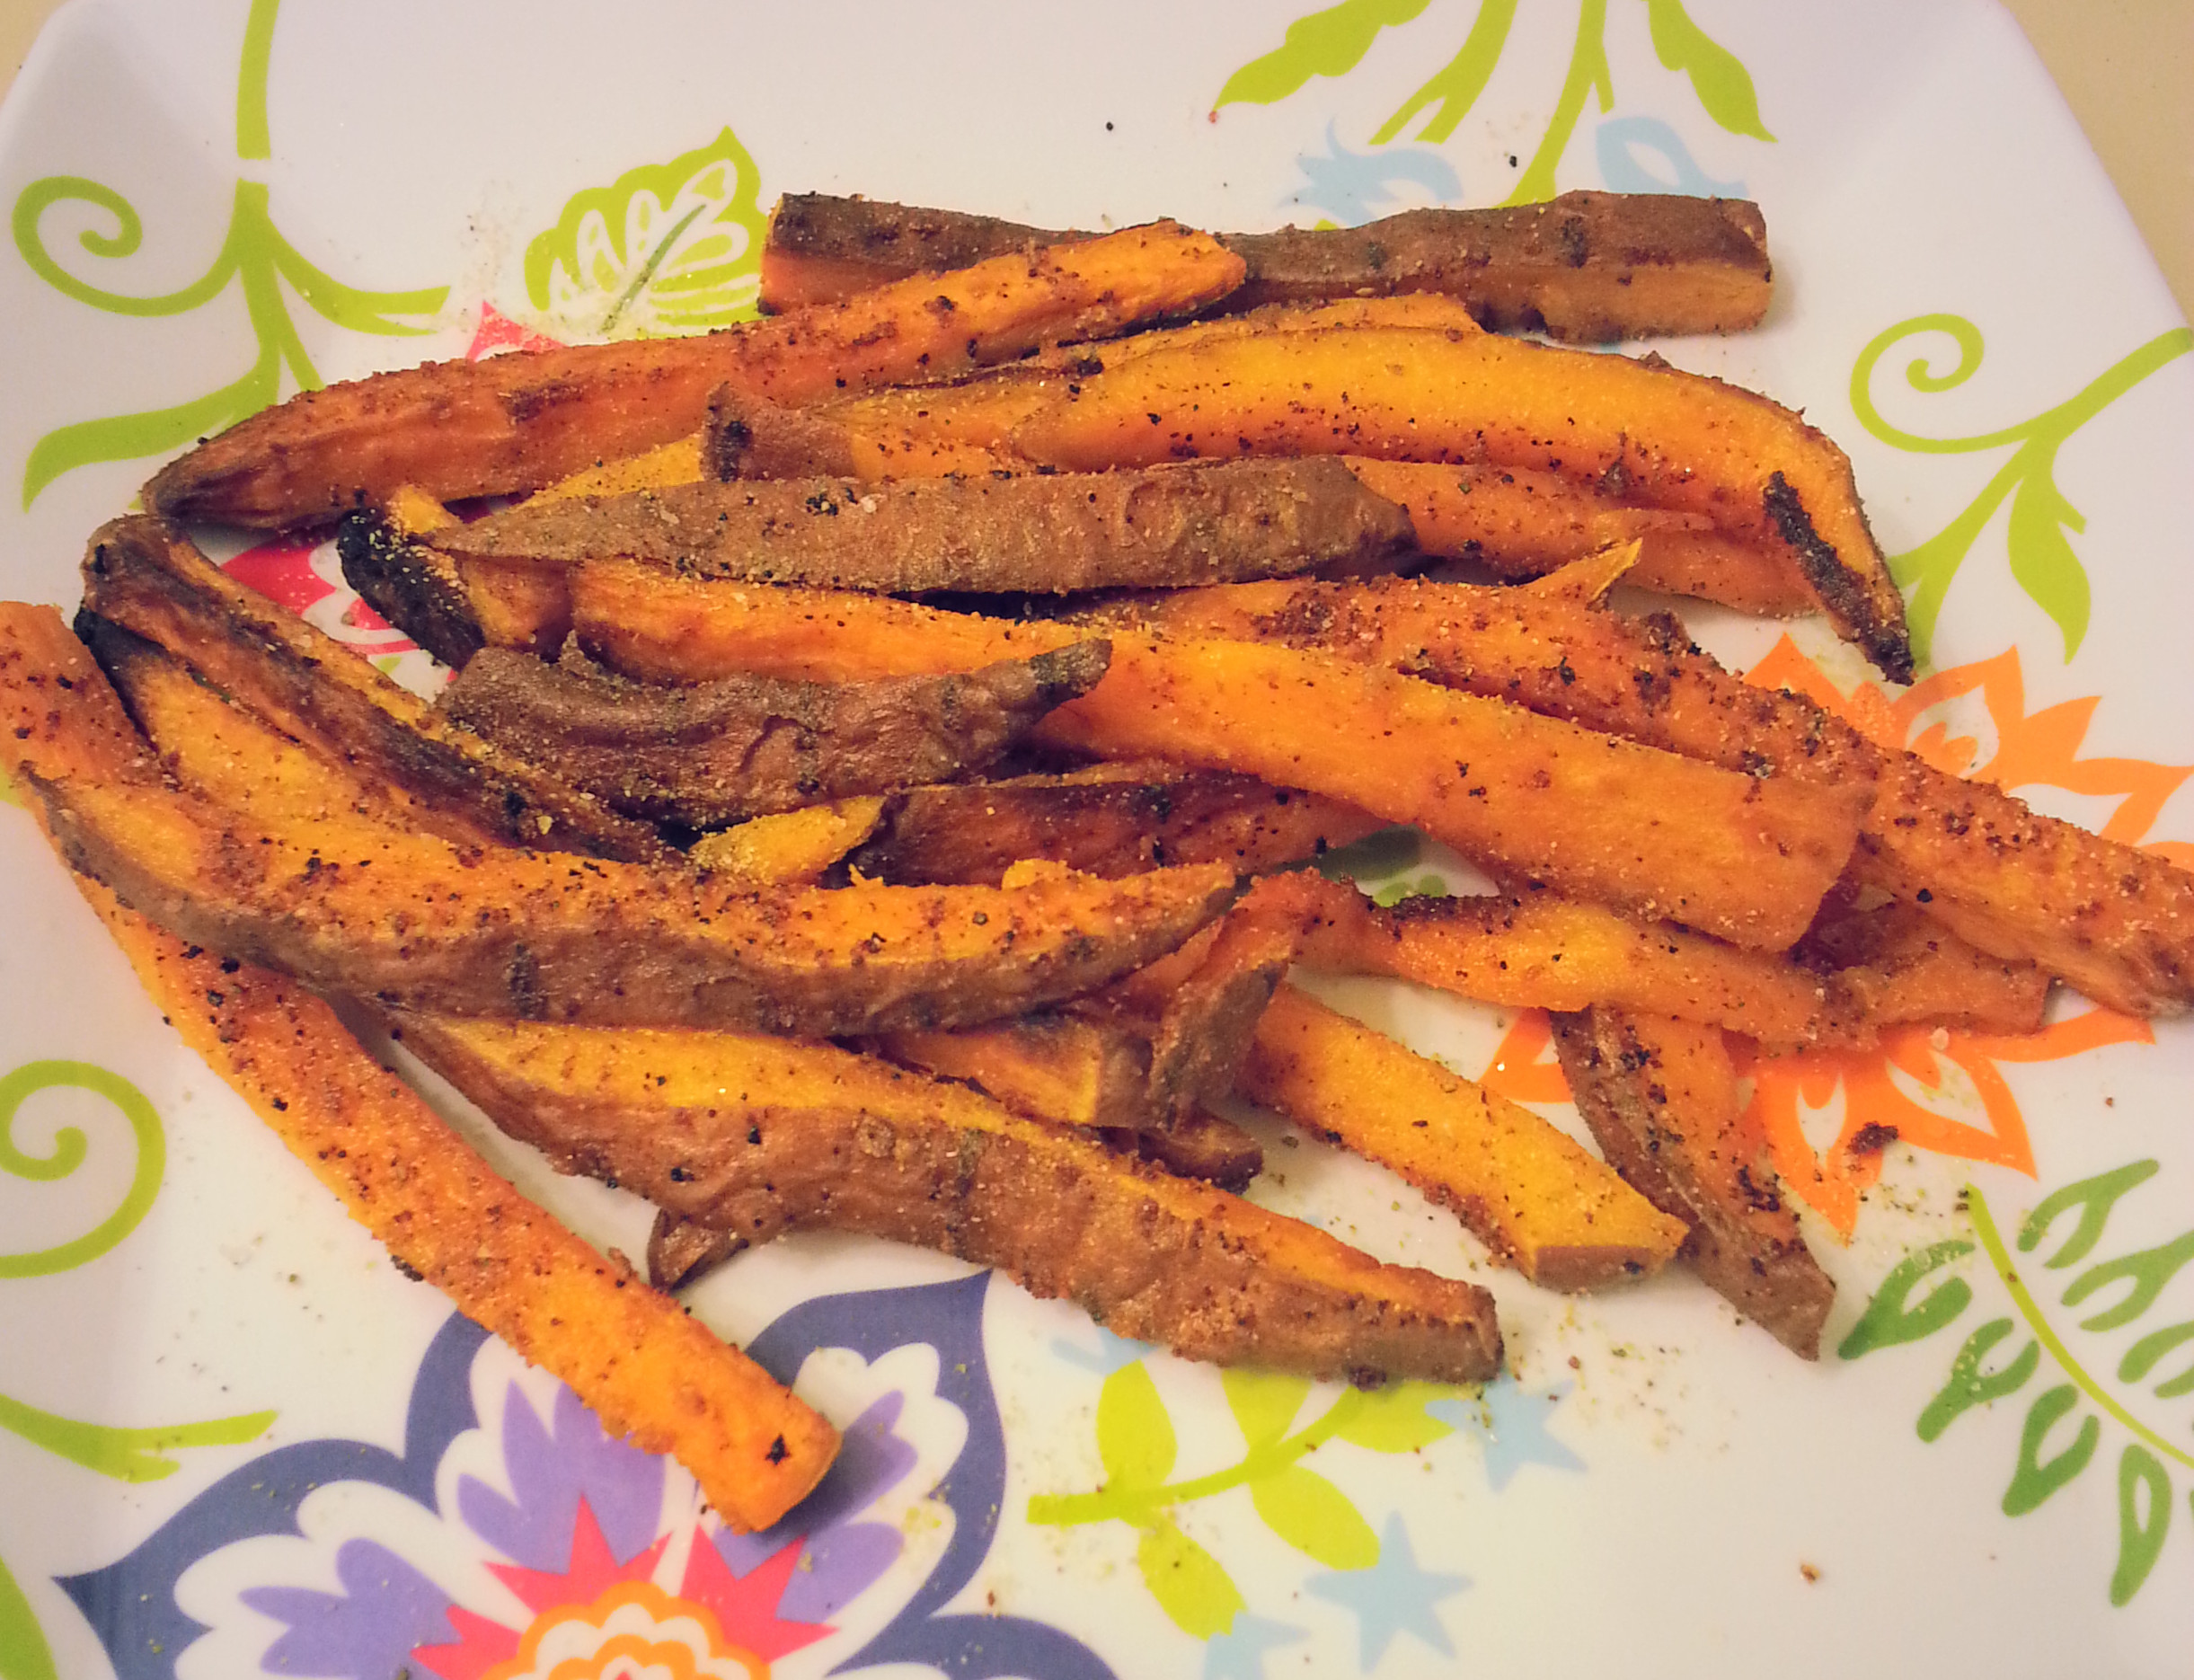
[438, 640, 1110, 825]
[710, 296, 1483, 483]
[94, 897, 837, 1529]
[1289, 873, 1841, 1052]
[570, 575, 1866, 949]
[0, 614, 839, 1528]
[1114, 1109, 1264, 1191]
[143, 222, 1246, 527]
[1551, 1009, 1836, 1357]
[1114, 574, 2194, 1014]
[999, 325, 1911, 678]
[760, 190, 1772, 340]
[870, 1013, 1155, 1132]
[434, 458, 1411, 594]
[340, 512, 578, 666]
[386, 1012, 1502, 1384]
[1806, 902, 2049, 1035]
[1339, 459, 1814, 615]
[84, 616, 432, 841]
[688, 798, 887, 887]
[83, 517, 666, 862]
[1240, 986, 1687, 1290]
[845, 765, 1382, 886]
[1095, 872, 1323, 1116]
[26, 768, 1239, 1035]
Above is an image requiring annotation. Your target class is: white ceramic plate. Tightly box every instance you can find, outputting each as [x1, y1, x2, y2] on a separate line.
[4, 3, 2191, 1676]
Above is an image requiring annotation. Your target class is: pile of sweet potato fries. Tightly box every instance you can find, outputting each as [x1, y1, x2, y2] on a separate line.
[6, 191, 2189, 1530]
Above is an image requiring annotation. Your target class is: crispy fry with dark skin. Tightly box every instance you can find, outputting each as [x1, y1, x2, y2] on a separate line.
[98, 901, 839, 1530]
[432, 458, 1413, 594]
[997, 326, 1910, 679]
[339, 512, 576, 665]
[760, 191, 1772, 340]
[845, 765, 1383, 886]
[82, 517, 666, 862]
[438, 639, 1111, 825]
[1109, 573, 2194, 1015]
[1339, 459, 1814, 615]
[26, 770, 1240, 1035]
[1290, 872, 1841, 1051]
[1241, 986, 1687, 1290]
[1111, 1110, 1264, 1191]
[84, 616, 442, 840]
[1551, 1009, 1836, 1357]
[142, 222, 1247, 527]
[386, 1012, 1503, 1384]
[1092, 872, 1323, 1118]
[569, 574, 1868, 950]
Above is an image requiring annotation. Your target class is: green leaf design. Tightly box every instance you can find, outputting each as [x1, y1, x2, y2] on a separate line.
[1641, 0, 1774, 141]
[1315, 825, 1422, 882]
[1372, 0, 1517, 145]
[1214, 0, 1432, 110]
[1097, 1360, 1177, 1490]
[2004, 467, 2091, 661]
[1136, 1518, 1244, 1640]
[2063, 1228, 2194, 1334]
[2020, 1161, 2160, 1269]
[2119, 1322, 2194, 1398]
[2111, 1444, 2172, 1605]
[1222, 1368, 1311, 1447]
[2002, 1384, 2098, 1516]
[1837, 1239, 1975, 1359]
[0, 1552, 58, 1680]
[524, 127, 766, 340]
[1329, 1379, 1458, 1453]
[1917, 1318, 2037, 1441]
[0, 1390, 274, 1482]
[1852, 320, 2190, 668]
[1251, 1463, 1381, 1569]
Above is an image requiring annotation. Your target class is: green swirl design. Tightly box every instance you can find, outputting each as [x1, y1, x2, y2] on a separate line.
[13, 0, 445, 508]
[1850, 314, 2193, 667]
[0, 1060, 166, 1278]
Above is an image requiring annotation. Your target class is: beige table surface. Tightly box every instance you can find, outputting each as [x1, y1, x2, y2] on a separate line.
[1, 0, 2187, 318]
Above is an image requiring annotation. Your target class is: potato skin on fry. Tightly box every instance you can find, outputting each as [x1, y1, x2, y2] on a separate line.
[143, 222, 1246, 528]
[390, 1014, 1503, 1384]
[82, 517, 665, 862]
[439, 458, 1413, 595]
[30, 772, 1240, 1035]
[761, 191, 1772, 340]
[566, 575, 1866, 950]
[1552, 1009, 1836, 1357]
[439, 639, 1110, 825]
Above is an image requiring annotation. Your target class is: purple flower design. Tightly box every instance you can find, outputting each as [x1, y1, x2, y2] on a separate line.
[457, 1381, 667, 1571]
[242, 1542, 454, 1679]
[715, 1390, 917, 1623]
